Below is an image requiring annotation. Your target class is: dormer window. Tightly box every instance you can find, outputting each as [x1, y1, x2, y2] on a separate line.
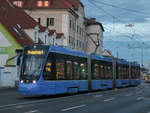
[13, 1, 23, 7]
[44, 1, 50, 7]
[37, 1, 43, 7]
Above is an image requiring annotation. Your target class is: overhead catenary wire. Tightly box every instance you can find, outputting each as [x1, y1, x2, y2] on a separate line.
[87, 0, 149, 46]
[91, 0, 150, 16]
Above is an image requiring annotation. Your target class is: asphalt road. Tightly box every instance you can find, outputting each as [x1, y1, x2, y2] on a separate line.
[0, 81, 150, 113]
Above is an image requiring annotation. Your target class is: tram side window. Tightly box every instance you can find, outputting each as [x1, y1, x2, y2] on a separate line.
[66, 61, 73, 80]
[73, 62, 80, 80]
[108, 66, 112, 79]
[120, 66, 124, 79]
[131, 67, 135, 79]
[135, 67, 137, 78]
[126, 66, 129, 79]
[137, 67, 140, 78]
[124, 66, 127, 79]
[122, 66, 125, 79]
[100, 65, 104, 79]
[43, 55, 55, 80]
[80, 63, 87, 80]
[135, 67, 140, 78]
[104, 65, 108, 79]
[118, 66, 121, 79]
[94, 64, 100, 79]
[56, 59, 65, 80]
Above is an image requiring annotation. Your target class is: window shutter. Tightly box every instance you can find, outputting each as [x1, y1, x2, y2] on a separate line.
[38, 18, 41, 24]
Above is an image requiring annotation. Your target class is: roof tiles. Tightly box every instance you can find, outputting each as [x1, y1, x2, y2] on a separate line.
[0, 0, 35, 47]
[9, 0, 81, 10]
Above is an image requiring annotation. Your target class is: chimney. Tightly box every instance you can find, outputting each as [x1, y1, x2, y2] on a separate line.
[90, 18, 96, 21]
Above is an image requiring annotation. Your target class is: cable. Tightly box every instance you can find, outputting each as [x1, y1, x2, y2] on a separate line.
[88, 0, 149, 46]
[92, 0, 150, 16]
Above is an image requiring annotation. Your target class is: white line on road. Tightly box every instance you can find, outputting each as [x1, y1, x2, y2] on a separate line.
[95, 95, 103, 98]
[125, 94, 133, 96]
[104, 98, 115, 102]
[15, 105, 24, 109]
[136, 97, 145, 101]
[61, 104, 86, 112]
[24, 110, 38, 113]
[0, 99, 55, 109]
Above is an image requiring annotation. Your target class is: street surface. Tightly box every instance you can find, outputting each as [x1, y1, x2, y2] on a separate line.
[0, 81, 150, 113]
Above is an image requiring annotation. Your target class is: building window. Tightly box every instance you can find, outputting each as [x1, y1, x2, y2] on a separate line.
[77, 25, 79, 32]
[37, 1, 43, 7]
[70, 20, 72, 29]
[82, 43, 84, 50]
[73, 22, 76, 31]
[13, 1, 23, 7]
[76, 40, 79, 47]
[44, 1, 50, 7]
[34, 18, 41, 24]
[79, 27, 82, 35]
[47, 18, 55, 26]
[79, 41, 81, 48]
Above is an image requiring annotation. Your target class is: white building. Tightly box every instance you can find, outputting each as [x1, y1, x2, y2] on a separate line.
[10, 0, 104, 54]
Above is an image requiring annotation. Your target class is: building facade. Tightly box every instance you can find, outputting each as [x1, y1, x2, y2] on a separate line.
[0, 0, 64, 87]
[10, 0, 104, 54]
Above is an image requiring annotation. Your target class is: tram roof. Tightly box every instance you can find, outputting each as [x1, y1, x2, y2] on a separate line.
[91, 54, 112, 62]
[131, 62, 140, 67]
[49, 46, 88, 58]
[116, 59, 129, 65]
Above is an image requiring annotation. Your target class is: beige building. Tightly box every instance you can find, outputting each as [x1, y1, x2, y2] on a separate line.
[102, 49, 113, 57]
[148, 61, 150, 71]
[10, 0, 104, 54]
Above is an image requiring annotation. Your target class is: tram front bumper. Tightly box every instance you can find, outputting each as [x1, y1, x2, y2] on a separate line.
[18, 83, 41, 95]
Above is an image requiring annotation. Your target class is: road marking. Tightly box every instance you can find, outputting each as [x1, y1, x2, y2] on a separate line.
[125, 94, 132, 96]
[104, 98, 115, 102]
[0, 99, 55, 109]
[135, 91, 142, 94]
[95, 95, 103, 98]
[15, 105, 24, 109]
[61, 104, 86, 111]
[136, 97, 145, 101]
[24, 110, 38, 113]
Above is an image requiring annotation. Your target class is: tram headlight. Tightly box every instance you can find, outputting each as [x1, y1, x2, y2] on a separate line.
[32, 80, 36, 84]
[21, 80, 24, 83]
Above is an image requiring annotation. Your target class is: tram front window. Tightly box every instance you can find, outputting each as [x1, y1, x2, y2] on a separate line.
[21, 55, 44, 83]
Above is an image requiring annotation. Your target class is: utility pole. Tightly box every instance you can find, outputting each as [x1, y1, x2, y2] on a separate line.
[128, 43, 150, 67]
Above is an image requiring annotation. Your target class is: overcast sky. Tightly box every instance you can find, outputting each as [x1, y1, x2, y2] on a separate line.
[81, 0, 150, 68]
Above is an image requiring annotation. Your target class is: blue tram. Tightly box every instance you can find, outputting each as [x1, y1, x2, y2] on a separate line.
[18, 45, 140, 95]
